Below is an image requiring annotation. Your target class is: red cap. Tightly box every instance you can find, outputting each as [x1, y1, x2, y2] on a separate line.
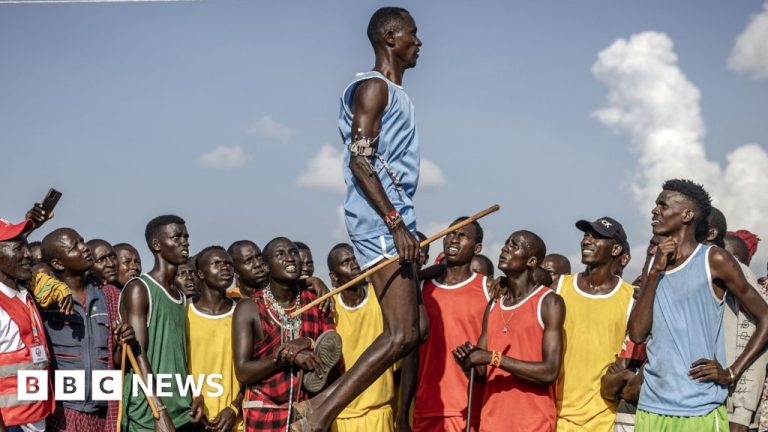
[0, 219, 33, 241]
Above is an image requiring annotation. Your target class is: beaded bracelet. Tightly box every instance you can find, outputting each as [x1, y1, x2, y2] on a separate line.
[490, 351, 502, 367]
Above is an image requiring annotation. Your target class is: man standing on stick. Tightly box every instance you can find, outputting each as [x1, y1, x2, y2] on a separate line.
[629, 179, 768, 431]
[290, 7, 425, 431]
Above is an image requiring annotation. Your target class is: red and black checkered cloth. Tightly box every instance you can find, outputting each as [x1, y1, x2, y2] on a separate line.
[243, 289, 337, 432]
[101, 283, 121, 432]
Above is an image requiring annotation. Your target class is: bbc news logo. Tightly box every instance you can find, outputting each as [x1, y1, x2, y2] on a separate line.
[18, 371, 224, 401]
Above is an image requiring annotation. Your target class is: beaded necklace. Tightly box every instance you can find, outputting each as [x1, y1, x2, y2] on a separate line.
[263, 284, 302, 342]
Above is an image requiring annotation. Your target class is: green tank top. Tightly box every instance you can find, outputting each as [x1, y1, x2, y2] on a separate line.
[121, 274, 191, 431]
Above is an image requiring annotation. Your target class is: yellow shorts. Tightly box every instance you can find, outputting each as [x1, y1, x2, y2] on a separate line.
[332, 405, 394, 432]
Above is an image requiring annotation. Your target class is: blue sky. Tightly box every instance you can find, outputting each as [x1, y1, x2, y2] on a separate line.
[2, 0, 767, 278]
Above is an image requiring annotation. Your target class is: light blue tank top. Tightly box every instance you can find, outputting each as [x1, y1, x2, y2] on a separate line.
[338, 71, 419, 240]
[639, 244, 728, 416]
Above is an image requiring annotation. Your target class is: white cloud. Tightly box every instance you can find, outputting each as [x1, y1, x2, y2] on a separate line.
[297, 144, 345, 193]
[199, 145, 251, 169]
[249, 115, 293, 142]
[297, 145, 447, 194]
[420, 159, 447, 190]
[592, 31, 768, 270]
[728, 3, 768, 80]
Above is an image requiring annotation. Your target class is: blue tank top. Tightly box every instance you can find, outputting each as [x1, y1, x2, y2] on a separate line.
[639, 244, 728, 416]
[338, 71, 419, 240]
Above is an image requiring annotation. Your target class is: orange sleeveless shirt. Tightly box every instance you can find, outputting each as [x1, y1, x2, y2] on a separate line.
[481, 286, 557, 432]
[415, 273, 489, 420]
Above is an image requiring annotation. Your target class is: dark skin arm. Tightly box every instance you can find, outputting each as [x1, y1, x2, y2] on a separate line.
[120, 279, 176, 432]
[206, 385, 245, 432]
[455, 293, 566, 385]
[689, 247, 768, 384]
[628, 237, 677, 343]
[232, 300, 323, 386]
[111, 321, 137, 368]
[25, 202, 53, 234]
[349, 78, 418, 262]
[417, 263, 445, 282]
[621, 367, 644, 403]
[397, 346, 418, 432]
[600, 358, 635, 401]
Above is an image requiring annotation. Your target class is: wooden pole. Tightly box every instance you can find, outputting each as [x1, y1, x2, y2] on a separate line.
[290, 204, 500, 317]
[124, 343, 161, 420]
[116, 343, 127, 432]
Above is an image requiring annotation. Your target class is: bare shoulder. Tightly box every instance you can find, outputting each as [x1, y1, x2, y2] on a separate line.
[234, 298, 260, 320]
[352, 78, 388, 112]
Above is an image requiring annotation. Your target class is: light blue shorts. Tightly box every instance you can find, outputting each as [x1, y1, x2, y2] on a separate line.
[352, 234, 397, 269]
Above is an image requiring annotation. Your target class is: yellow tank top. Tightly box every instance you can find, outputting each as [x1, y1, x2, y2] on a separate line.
[186, 302, 243, 431]
[334, 284, 395, 418]
[556, 274, 634, 431]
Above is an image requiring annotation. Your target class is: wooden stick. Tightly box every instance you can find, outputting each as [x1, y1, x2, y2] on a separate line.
[124, 343, 161, 420]
[117, 342, 127, 432]
[465, 368, 475, 432]
[291, 204, 500, 317]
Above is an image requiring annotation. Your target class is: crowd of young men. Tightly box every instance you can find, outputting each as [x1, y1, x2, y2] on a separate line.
[1, 177, 767, 432]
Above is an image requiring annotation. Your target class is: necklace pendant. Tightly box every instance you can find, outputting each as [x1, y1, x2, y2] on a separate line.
[503, 325, 508, 333]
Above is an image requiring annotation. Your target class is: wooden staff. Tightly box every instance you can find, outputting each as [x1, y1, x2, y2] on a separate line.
[123, 342, 161, 420]
[291, 204, 500, 317]
[117, 343, 127, 432]
[465, 368, 475, 432]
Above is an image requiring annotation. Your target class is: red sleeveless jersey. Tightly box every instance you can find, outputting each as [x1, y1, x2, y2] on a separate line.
[480, 285, 556, 432]
[415, 273, 488, 421]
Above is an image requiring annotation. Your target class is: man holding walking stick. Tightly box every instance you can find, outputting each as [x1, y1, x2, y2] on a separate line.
[289, 7, 426, 431]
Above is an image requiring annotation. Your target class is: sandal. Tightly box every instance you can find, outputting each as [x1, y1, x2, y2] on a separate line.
[302, 330, 342, 392]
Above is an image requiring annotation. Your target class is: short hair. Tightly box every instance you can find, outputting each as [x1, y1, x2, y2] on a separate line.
[196, 245, 226, 269]
[28, 241, 41, 248]
[367, 7, 410, 45]
[263, 237, 293, 259]
[327, 243, 354, 271]
[662, 179, 711, 239]
[450, 217, 484, 244]
[724, 234, 750, 266]
[294, 242, 311, 252]
[517, 230, 546, 263]
[144, 215, 185, 249]
[114, 242, 138, 253]
[41, 228, 73, 264]
[471, 254, 494, 277]
[544, 253, 571, 275]
[707, 207, 728, 247]
[87, 238, 111, 248]
[228, 240, 257, 257]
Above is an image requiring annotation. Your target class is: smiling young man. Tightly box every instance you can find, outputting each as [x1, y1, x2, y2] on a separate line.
[402, 217, 488, 432]
[119, 215, 203, 432]
[540, 254, 572, 283]
[229, 240, 269, 300]
[295, 242, 315, 280]
[0, 219, 54, 432]
[454, 230, 565, 432]
[114, 243, 142, 288]
[232, 237, 340, 432]
[629, 180, 768, 431]
[326, 243, 395, 432]
[292, 7, 425, 432]
[41, 229, 135, 432]
[554, 217, 635, 432]
[187, 246, 243, 432]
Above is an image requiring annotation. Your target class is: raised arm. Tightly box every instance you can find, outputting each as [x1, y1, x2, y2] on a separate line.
[348, 78, 418, 262]
[629, 237, 676, 343]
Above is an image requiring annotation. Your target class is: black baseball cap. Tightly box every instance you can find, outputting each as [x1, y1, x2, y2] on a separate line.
[576, 216, 629, 253]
